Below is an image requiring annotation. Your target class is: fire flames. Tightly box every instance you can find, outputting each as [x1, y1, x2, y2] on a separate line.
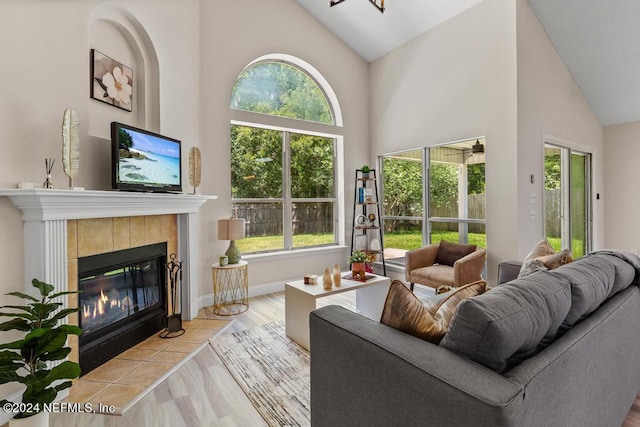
[82, 288, 132, 321]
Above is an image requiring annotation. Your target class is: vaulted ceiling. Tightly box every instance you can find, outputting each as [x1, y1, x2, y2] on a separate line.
[296, 0, 640, 127]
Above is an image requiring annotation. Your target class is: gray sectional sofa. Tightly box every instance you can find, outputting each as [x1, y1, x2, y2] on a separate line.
[310, 251, 640, 427]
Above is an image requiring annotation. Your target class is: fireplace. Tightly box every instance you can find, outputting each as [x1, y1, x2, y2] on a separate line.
[78, 242, 167, 374]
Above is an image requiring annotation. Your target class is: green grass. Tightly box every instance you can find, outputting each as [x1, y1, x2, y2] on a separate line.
[384, 231, 486, 251]
[237, 233, 334, 253]
[238, 231, 487, 254]
[238, 232, 585, 257]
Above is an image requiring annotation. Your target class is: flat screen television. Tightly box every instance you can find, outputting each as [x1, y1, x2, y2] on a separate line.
[111, 122, 182, 193]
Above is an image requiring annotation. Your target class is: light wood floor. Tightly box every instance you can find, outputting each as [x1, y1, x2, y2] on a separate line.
[47, 288, 640, 426]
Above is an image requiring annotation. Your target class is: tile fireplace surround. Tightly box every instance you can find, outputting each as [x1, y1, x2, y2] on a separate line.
[0, 189, 216, 323]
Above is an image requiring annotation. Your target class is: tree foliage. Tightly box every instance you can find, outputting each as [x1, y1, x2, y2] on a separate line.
[290, 134, 333, 198]
[544, 153, 561, 189]
[382, 157, 422, 217]
[382, 156, 487, 228]
[119, 128, 134, 149]
[230, 62, 335, 201]
[468, 163, 485, 194]
[429, 163, 459, 207]
[231, 62, 333, 125]
[231, 126, 282, 199]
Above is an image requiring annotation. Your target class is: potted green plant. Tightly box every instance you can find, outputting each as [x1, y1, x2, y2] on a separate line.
[0, 278, 82, 425]
[348, 250, 368, 279]
[361, 165, 371, 179]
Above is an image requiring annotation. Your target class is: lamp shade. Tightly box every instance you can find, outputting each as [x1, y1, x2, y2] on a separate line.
[218, 218, 246, 241]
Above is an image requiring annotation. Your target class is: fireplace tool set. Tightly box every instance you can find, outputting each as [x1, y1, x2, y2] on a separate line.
[160, 253, 185, 338]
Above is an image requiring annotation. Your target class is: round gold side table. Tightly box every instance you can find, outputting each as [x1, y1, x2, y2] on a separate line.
[212, 260, 249, 315]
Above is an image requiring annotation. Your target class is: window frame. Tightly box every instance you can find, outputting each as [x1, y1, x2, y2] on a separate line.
[543, 139, 593, 256]
[379, 137, 487, 266]
[230, 56, 344, 255]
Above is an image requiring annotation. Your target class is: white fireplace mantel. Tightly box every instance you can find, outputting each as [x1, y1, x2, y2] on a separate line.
[0, 189, 216, 320]
[0, 188, 216, 221]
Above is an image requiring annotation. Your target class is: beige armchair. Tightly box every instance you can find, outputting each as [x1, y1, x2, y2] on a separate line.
[404, 241, 486, 291]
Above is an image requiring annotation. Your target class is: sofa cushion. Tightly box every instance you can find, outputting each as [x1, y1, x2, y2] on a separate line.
[434, 240, 476, 267]
[596, 253, 637, 295]
[440, 271, 572, 373]
[380, 280, 486, 344]
[552, 255, 617, 328]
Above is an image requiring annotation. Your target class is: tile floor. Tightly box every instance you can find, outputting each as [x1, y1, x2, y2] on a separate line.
[64, 317, 232, 415]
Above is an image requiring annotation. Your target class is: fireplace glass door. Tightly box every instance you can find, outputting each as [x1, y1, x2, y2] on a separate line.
[80, 259, 162, 336]
[78, 242, 167, 374]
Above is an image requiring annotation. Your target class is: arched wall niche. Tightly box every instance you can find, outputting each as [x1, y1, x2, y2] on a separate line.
[88, 3, 160, 139]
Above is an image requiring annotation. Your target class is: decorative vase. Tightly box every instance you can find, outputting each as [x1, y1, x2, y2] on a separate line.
[225, 240, 241, 264]
[9, 411, 49, 427]
[332, 263, 341, 287]
[323, 267, 332, 290]
[43, 174, 53, 189]
[352, 262, 366, 280]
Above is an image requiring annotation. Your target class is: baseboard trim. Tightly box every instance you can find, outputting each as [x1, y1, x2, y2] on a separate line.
[197, 280, 286, 311]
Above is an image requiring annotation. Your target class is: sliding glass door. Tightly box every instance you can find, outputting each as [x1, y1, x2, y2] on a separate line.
[544, 143, 591, 257]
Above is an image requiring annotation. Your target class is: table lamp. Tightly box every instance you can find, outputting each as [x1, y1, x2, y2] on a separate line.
[217, 217, 246, 264]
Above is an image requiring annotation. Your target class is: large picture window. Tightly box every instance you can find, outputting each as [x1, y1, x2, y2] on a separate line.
[230, 57, 341, 254]
[380, 138, 486, 265]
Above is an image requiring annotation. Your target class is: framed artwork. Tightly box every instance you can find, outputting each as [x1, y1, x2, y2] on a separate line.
[90, 49, 133, 112]
[355, 235, 367, 251]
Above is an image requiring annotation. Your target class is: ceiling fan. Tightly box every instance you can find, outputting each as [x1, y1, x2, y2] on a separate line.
[329, 0, 385, 14]
[441, 140, 485, 162]
[471, 139, 484, 154]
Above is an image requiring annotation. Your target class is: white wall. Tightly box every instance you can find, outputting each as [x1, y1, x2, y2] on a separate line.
[603, 121, 640, 253]
[0, 0, 368, 322]
[197, 0, 369, 293]
[516, 0, 604, 256]
[369, 0, 518, 284]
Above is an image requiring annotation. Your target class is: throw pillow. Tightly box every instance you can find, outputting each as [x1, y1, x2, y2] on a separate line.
[518, 258, 548, 278]
[380, 280, 486, 344]
[518, 240, 573, 278]
[526, 239, 555, 259]
[538, 248, 573, 270]
[434, 240, 477, 267]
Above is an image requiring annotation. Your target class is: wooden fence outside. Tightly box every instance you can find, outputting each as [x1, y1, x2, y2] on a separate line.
[234, 202, 333, 236]
[235, 190, 561, 237]
[408, 189, 562, 235]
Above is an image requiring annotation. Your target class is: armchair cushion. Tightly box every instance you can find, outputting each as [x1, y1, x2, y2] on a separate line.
[406, 243, 486, 289]
[434, 240, 477, 267]
[380, 280, 486, 344]
[410, 265, 456, 288]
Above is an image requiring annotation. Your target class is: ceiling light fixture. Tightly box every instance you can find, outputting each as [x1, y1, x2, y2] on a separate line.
[329, 0, 385, 14]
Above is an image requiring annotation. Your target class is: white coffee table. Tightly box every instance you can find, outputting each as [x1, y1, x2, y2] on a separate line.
[285, 272, 391, 350]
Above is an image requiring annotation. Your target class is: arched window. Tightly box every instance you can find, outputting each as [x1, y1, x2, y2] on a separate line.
[230, 56, 342, 254]
[231, 61, 333, 125]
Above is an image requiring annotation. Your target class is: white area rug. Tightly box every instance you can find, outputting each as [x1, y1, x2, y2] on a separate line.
[210, 321, 310, 427]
